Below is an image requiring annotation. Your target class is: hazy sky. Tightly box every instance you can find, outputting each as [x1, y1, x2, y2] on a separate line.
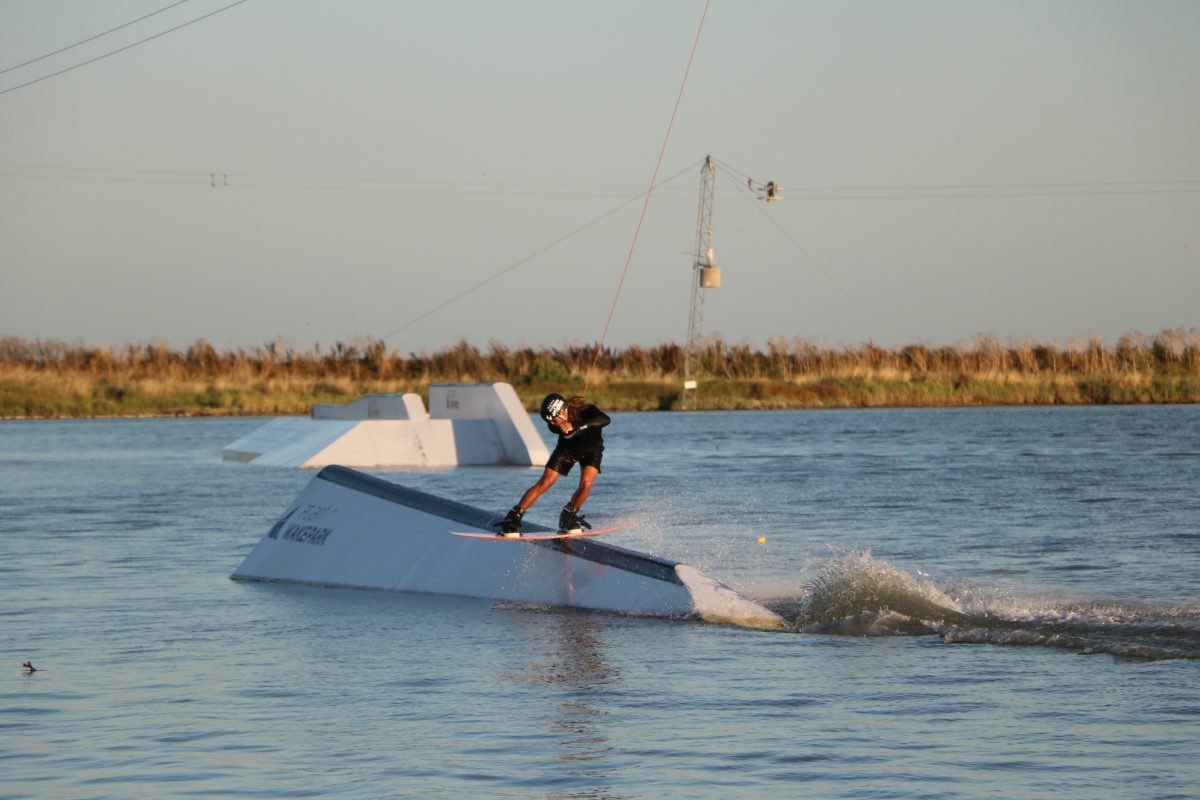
[2, 0, 1197, 354]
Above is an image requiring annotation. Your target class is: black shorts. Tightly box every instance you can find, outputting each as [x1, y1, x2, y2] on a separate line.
[547, 445, 603, 476]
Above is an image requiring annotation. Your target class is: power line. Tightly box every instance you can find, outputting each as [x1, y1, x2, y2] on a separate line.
[0, 161, 663, 189]
[379, 159, 704, 342]
[789, 178, 1200, 193]
[0, 0, 251, 97]
[0, 0, 194, 77]
[780, 186, 1200, 200]
[711, 158, 1200, 192]
[4, 160, 1197, 199]
[0, 163, 700, 197]
[711, 158, 1200, 199]
[585, 0, 712, 390]
[712, 162, 865, 315]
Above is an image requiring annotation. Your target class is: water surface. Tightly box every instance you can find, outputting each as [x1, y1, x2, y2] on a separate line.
[2, 406, 1198, 798]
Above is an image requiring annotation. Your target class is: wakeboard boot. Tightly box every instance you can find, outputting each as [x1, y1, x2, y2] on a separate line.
[497, 506, 524, 537]
[558, 504, 591, 534]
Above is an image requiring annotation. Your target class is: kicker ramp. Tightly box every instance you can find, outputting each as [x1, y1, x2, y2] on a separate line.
[222, 384, 549, 468]
[231, 465, 783, 629]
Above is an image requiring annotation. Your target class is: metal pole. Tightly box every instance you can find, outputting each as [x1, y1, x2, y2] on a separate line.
[683, 156, 715, 410]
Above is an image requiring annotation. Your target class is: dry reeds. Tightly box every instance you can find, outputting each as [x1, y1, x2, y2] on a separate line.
[1, 329, 1197, 417]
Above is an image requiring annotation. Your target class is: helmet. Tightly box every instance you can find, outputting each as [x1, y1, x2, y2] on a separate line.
[539, 393, 567, 422]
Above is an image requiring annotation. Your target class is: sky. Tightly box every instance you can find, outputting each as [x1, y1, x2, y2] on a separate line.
[2, 0, 1197, 355]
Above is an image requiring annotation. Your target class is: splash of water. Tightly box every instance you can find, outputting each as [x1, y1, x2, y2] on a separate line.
[782, 548, 963, 630]
[757, 548, 1200, 660]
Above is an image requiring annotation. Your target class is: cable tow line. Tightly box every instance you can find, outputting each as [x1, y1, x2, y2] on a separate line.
[583, 0, 712, 395]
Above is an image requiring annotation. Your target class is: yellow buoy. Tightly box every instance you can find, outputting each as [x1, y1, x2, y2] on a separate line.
[756, 536, 767, 544]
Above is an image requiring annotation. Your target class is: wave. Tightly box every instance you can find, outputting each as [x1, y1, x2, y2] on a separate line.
[759, 549, 1200, 661]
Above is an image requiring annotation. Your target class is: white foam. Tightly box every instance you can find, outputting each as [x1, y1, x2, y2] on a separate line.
[675, 565, 786, 630]
[799, 548, 963, 625]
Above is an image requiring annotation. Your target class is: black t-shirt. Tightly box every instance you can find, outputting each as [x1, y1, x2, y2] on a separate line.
[548, 404, 609, 456]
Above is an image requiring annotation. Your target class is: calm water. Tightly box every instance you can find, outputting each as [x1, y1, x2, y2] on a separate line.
[2, 406, 1198, 799]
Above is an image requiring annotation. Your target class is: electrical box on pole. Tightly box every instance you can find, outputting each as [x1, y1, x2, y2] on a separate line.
[679, 157, 777, 410]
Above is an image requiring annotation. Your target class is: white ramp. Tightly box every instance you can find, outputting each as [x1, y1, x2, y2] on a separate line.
[222, 384, 550, 468]
[231, 466, 784, 629]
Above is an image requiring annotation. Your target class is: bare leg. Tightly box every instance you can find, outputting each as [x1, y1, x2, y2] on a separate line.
[517, 467, 561, 511]
[568, 465, 599, 511]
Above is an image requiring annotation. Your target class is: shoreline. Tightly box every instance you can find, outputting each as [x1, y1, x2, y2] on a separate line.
[3, 374, 1197, 420]
[4, 401, 1198, 422]
[4, 333, 1197, 418]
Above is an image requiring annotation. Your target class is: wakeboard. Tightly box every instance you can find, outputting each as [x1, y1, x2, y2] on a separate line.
[448, 525, 626, 541]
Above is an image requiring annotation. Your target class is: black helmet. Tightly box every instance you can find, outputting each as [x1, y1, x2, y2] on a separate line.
[540, 393, 567, 422]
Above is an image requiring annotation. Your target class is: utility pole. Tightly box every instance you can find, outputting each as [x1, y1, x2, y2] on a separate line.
[682, 156, 720, 410]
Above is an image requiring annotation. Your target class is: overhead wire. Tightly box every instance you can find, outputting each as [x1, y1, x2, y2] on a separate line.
[711, 159, 866, 315]
[0, 0, 252, 97]
[709, 159, 1200, 198]
[0, 163, 700, 198]
[0, 0, 194, 77]
[378, 159, 704, 342]
[706, 159, 1200, 327]
[775, 184, 1200, 200]
[4, 161, 1196, 198]
[778, 178, 1200, 194]
[583, 0, 711, 392]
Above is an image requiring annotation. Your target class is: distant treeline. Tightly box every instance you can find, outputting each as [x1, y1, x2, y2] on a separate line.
[2, 330, 1198, 417]
[6, 329, 1200, 378]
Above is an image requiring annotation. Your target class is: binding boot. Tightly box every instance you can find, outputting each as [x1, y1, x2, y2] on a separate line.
[558, 504, 591, 534]
[498, 506, 524, 537]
